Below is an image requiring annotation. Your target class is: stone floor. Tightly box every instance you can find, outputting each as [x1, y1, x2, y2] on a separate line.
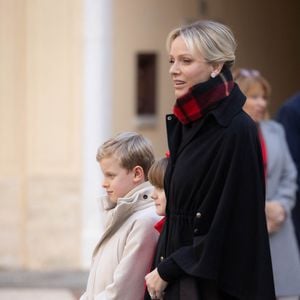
[0, 270, 89, 300]
[0, 289, 76, 300]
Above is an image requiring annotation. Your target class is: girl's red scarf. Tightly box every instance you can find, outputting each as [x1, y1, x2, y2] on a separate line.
[173, 67, 234, 125]
[154, 217, 166, 233]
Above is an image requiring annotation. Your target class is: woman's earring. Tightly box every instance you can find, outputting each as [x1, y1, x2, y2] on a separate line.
[211, 72, 216, 78]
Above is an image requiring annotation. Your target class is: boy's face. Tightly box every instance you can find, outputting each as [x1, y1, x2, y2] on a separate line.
[100, 156, 138, 203]
[151, 187, 166, 216]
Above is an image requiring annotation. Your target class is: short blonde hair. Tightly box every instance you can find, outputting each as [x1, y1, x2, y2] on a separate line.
[148, 157, 168, 189]
[233, 68, 271, 99]
[96, 132, 155, 178]
[167, 20, 237, 69]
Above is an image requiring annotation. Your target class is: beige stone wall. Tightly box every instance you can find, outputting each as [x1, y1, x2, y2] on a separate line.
[0, 0, 27, 269]
[0, 0, 201, 271]
[205, 0, 300, 116]
[112, 0, 201, 157]
[0, 0, 83, 269]
[111, 0, 300, 153]
[1, 0, 299, 271]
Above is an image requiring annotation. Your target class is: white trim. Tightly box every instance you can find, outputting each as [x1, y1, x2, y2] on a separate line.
[81, 0, 112, 268]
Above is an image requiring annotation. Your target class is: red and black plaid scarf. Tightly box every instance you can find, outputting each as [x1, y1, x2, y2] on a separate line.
[173, 67, 234, 125]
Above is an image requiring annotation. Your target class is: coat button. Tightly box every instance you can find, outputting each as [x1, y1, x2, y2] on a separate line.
[160, 256, 164, 262]
[196, 212, 202, 218]
[143, 195, 148, 199]
[167, 116, 172, 121]
[194, 228, 199, 233]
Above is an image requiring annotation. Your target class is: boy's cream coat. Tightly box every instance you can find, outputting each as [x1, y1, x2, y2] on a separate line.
[81, 182, 160, 300]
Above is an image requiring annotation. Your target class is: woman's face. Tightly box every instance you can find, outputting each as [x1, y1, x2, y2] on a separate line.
[169, 36, 214, 98]
[243, 82, 267, 122]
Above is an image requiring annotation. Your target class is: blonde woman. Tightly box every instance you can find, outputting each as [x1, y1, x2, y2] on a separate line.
[144, 21, 275, 300]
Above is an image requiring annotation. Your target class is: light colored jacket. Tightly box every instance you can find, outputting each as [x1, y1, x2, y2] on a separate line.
[261, 120, 300, 296]
[80, 181, 160, 300]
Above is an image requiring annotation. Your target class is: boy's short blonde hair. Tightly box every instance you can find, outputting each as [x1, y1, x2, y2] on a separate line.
[148, 157, 168, 189]
[96, 132, 155, 179]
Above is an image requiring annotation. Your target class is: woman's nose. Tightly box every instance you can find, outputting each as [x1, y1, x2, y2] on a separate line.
[169, 61, 180, 74]
[258, 97, 267, 108]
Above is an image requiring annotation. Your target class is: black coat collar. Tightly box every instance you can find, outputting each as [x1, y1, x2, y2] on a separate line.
[210, 83, 246, 127]
[166, 83, 246, 159]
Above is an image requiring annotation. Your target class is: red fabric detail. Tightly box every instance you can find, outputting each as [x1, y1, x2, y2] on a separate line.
[173, 106, 186, 123]
[165, 151, 170, 158]
[181, 97, 202, 121]
[258, 127, 268, 177]
[173, 70, 234, 125]
[154, 217, 166, 233]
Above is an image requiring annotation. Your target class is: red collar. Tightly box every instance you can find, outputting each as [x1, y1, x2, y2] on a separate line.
[154, 217, 166, 233]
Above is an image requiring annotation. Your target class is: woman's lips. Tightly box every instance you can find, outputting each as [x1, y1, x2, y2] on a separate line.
[174, 80, 185, 85]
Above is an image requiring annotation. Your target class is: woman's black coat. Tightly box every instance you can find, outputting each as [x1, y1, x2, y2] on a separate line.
[148, 85, 275, 299]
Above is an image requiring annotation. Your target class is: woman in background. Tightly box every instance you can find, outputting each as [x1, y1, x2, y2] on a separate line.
[234, 68, 300, 300]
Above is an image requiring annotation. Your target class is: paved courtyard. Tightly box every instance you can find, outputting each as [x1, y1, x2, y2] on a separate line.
[0, 289, 75, 300]
[0, 270, 88, 300]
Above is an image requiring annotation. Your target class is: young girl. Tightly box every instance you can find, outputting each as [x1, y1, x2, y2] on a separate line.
[148, 157, 168, 232]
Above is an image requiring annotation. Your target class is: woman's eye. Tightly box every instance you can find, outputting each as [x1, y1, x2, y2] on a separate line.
[169, 59, 174, 64]
[250, 95, 262, 100]
[181, 56, 192, 63]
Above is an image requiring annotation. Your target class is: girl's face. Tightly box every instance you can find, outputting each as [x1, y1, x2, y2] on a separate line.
[243, 82, 267, 122]
[151, 187, 166, 216]
[169, 36, 214, 98]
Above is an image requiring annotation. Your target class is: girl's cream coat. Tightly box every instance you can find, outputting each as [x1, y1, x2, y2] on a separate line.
[81, 182, 160, 300]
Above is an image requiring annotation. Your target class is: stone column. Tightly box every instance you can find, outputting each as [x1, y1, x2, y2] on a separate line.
[82, 0, 112, 267]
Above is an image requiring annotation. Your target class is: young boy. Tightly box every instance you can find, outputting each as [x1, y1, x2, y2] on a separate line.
[80, 132, 160, 300]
